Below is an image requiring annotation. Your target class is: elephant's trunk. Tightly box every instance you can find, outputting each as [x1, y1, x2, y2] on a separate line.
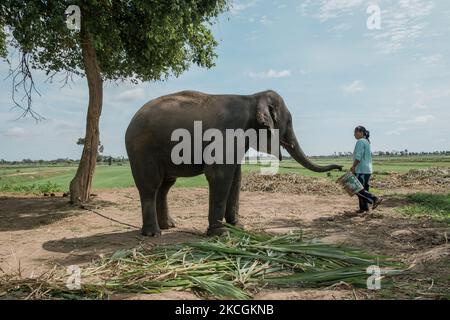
[281, 129, 343, 173]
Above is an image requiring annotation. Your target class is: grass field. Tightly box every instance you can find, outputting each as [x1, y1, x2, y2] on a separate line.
[396, 193, 450, 223]
[1, 156, 449, 192]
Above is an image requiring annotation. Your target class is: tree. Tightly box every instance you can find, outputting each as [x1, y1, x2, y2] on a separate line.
[76, 137, 104, 154]
[1, 1, 229, 203]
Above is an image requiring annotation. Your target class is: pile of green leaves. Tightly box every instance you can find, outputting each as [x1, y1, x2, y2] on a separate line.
[1, 226, 405, 299]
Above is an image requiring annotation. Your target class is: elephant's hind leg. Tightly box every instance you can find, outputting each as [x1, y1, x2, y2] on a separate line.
[157, 177, 177, 230]
[131, 160, 163, 237]
[138, 190, 161, 237]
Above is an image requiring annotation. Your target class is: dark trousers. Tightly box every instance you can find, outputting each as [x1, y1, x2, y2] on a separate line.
[356, 174, 377, 211]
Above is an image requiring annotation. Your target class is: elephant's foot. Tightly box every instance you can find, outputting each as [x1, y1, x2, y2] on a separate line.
[141, 226, 161, 237]
[206, 226, 227, 237]
[159, 216, 176, 230]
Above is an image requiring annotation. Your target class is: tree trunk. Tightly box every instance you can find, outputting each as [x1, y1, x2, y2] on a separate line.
[69, 24, 103, 204]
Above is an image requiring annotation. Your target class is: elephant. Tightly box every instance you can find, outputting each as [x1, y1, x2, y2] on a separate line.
[125, 90, 343, 237]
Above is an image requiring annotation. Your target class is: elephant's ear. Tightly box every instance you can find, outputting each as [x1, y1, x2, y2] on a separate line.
[256, 95, 276, 129]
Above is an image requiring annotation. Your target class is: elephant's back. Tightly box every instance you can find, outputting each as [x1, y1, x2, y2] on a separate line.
[125, 91, 212, 150]
[140, 91, 209, 115]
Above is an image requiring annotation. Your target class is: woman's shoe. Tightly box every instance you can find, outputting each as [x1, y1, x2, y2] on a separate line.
[356, 209, 369, 214]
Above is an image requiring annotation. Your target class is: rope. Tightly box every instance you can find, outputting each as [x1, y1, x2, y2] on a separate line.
[80, 206, 204, 237]
[81, 205, 140, 229]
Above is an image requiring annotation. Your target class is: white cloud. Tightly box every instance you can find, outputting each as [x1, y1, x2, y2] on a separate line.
[48, 119, 82, 132]
[372, 0, 435, 54]
[399, 115, 435, 125]
[412, 86, 429, 110]
[260, 15, 273, 25]
[342, 80, 365, 94]
[297, 0, 312, 16]
[317, 0, 364, 21]
[116, 88, 146, 102]
[246, 69, 292, 79]
[3, 127, 29, 138]
[298, 0, 364, 21]
[421, 54, 443, 66]
[412, 101, 429, 110]
[386, 127, 408, 136]
[331, 23, 352, 32]
[244, 30, 260, 41]
[300, 0, 436, 54]
[411, 85, 450, 110]
[230, 0, 257, 15]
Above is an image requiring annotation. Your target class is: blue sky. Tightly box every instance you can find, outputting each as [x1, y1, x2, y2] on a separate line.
[1, 0, 450, 160]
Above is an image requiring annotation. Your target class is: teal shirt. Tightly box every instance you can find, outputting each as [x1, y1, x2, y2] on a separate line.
[353, 138, 373, 174]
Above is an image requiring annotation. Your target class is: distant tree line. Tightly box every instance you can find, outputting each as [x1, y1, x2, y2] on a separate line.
[330, 150, 450, 157]
[0, 156, 128, 165]
[1, 150, 449, 165]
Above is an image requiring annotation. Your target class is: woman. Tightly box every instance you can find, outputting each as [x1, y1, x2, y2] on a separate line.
[351, 126, 383, 213]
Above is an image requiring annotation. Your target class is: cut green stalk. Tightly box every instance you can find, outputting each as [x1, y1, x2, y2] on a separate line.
[1, 226, 406, 300]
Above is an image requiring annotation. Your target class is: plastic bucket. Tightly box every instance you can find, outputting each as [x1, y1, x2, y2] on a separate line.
[337, 172, 364, 196]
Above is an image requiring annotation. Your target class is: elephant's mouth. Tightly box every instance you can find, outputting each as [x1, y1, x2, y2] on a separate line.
[280, 140, 294, 150]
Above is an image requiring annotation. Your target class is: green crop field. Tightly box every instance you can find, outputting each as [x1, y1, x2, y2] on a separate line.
[1, 156, 449, 193]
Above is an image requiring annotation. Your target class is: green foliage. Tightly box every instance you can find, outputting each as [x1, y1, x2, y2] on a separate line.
[0, 1, 229, 81]
[37, 181, 63, 193]
[1, 226, 404, 299]
[397, 193, 450, 223]
[0, 24, 6, 58]
[0, 180, 62, 193]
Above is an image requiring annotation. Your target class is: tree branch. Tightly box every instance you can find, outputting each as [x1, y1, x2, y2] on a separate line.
[5, 51, 43, 121]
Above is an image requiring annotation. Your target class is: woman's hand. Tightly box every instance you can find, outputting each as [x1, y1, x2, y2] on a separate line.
[351, 160, 360, 174]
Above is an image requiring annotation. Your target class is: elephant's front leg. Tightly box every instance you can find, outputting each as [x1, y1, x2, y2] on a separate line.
[205, 165, 236, 236]
[225, 165, 241, 227]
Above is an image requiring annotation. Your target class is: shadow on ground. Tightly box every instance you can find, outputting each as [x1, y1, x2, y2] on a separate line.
[0, 196, 113, 232]
[42, 229, 203, 266]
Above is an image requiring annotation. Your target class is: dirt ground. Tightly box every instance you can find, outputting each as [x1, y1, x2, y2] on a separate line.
[0, 183, 449, 300]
